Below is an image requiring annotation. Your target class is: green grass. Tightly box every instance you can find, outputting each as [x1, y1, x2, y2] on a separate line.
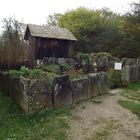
[0, 91, 72, 140]
[121, 81, 140, 101]
[119, 100, 140, 118]
[3, 66, 46, 79]
[119, 81, 140, 118]
[127, 81, 140, 91]
[122, 89, 140, 101]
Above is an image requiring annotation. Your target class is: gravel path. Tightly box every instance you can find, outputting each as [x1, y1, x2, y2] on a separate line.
[67, 89, 140, 140]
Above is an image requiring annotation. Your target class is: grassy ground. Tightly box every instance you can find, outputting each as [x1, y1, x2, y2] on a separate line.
[86, 118, 118, 140]
[119, 100, 140, 118]
[0, 91, 72, 140]
[119, 81, 140, 118]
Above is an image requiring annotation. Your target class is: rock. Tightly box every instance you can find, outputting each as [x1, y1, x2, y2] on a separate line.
[130, 65, 139, 82]
[71, 77, 89, 104]
[58, 58, 66, 65]
[88, 73, 99, 98]
[121, 66, 131, 85]
[122, 58, 128, 67]
[43, 57, 49, 64]
[97, 72, 109, 95]
[48, 57, 58, 64]
[53, 74, 73, 108]
[28, 79, 53, 113]
[126, 59, 136, 66]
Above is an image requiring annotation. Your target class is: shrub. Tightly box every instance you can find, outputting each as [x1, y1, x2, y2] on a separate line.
[3, 66, 45, 79]
[75, 53, 92, 65]
[107, 69, 122, 89]
[46, 72, 58, 86]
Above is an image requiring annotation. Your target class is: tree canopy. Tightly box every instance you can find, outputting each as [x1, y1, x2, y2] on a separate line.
[46, 1, 140, 58]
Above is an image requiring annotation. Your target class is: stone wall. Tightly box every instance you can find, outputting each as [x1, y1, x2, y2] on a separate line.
[0, 72, 109, 114]
[40, 54, 119, 72]
[121, 64, 140, 85]
[0, 73, 53, 113]
[121, 58, 140, 85]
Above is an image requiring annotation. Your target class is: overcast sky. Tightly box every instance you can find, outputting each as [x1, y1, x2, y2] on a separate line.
[0, 0, 139, 26]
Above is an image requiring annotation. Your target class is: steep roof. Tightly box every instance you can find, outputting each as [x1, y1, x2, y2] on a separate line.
[24, 24, 77, 41]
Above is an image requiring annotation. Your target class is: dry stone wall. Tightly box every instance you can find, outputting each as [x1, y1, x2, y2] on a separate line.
[0, 72, 109, 114]
[121, 58, 140, 85]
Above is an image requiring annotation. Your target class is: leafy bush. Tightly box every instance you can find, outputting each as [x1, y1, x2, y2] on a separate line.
[46, 72, 58, 86]
[4, 66, 45, 79]
[68, 69, 87, 80]
[75, 53, 92, 65]
[107, 69, 122, 89]
[96, 52, 113, 58]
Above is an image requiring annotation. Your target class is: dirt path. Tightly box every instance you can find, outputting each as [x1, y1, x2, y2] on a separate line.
[67, 89, 140, 140]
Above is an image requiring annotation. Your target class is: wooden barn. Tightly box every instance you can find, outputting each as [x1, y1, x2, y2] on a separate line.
[24, 24, 77, 65]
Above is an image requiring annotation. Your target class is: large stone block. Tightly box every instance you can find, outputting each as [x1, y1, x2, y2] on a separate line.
[28, 79, 53, 113]
[130, 65, 139, 82]
[88, 73, 99, 98]
[126, 59, 136, 66]
[53, 75, 73, 108]
[122, 58, 128, 67]
[97, 72, 109, 95]
[96, 56, 109, 68]
[136, 58, 140, 65]
[71, 77, 89, 103]
[58, 58, 66, 65]
[122, 65, 140, 85]
[18, 77, 30, 113]
[121, 66, 131, 85]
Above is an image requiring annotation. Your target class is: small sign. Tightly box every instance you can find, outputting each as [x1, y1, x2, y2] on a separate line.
[114, 62, 122, 70]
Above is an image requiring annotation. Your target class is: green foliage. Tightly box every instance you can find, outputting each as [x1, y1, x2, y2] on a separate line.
[113, 37, 140, 58]
[56, 7, 122, 53]
[59, 7, 103, 37]
[117, 1, 140, 58]
[122, 81, 140, 101]
[0, 17, 28, 70]
[76, 53, 92, 65]
[46, 4, 140, 58]
[0, 90, 72, 140]
[4, 66, 45, 79]
[107, 70, 122, 89]
[122, 89, 140, 101]
[61, 63, 70, 71]
[119, 100, 140, 118]
[46, 72, 58, 86]
[127, 81, 140, 91]
[96, 52, 113, 58]
[119, 80, 140, 118]
[68, 69, 87, 80]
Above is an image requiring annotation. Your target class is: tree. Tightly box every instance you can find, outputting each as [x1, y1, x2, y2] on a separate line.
[56, 7, 122, 53]
[0, 17, 28, 70]
[46, 13, 62, 27]
[117, 1, 140, 58]
[121, 1, 140, 40]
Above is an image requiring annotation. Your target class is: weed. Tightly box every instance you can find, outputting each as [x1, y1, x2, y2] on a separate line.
[0, 91, 72, 140]
[119, 100, 140, 118]
[119, 81, 140, 118]
[127, 81, 140, 91]
[107, 69, 122, 89]
[3, 66, 45, 79]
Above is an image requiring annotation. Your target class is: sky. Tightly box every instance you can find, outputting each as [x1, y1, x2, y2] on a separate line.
[0, 0, 139, 26]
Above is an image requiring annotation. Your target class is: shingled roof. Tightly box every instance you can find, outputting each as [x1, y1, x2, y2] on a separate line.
[24, 24, 77, 41]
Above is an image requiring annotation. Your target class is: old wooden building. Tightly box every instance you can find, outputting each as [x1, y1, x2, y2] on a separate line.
[24, 24, 77, 65]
